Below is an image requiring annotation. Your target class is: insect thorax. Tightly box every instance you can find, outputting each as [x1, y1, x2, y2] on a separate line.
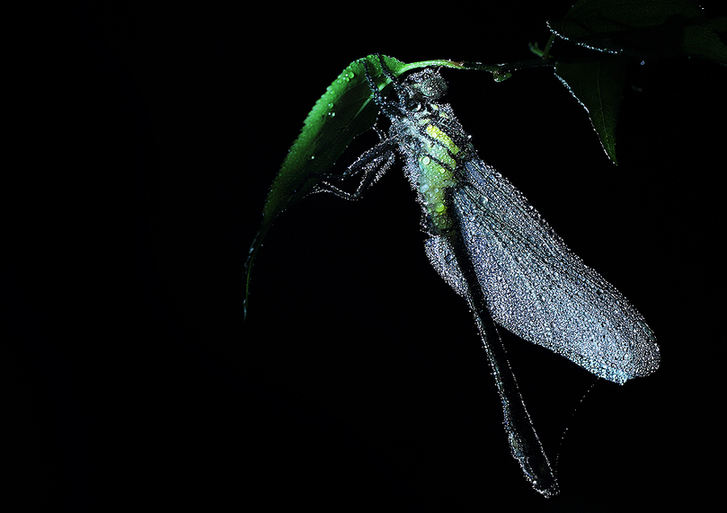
[390, 74, 475, 235]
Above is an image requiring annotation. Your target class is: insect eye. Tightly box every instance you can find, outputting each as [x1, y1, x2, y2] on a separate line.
[405, 98, 423, 111]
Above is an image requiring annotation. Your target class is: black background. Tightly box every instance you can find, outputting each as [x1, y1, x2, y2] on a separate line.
[5, 1, 726, 511]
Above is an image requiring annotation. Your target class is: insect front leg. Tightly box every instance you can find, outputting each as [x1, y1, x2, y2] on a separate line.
[313, 140, 397, 201]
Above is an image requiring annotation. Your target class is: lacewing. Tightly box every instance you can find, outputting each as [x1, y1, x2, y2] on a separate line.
[247, 55, 660, 496]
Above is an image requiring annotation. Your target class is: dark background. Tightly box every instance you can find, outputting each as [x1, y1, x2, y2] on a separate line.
[5, 1, 726, 511]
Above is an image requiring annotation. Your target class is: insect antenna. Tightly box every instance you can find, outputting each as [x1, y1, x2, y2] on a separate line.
[375, 53, 407, 104]
[362, 57, 405, 119]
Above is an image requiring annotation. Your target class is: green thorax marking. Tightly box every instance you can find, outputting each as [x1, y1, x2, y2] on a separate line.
[415, 116, 463, 232]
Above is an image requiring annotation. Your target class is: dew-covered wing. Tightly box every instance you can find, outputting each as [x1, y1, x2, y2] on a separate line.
[449, 160, 659, 384]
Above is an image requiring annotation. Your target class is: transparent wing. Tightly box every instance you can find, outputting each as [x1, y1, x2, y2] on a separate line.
[448, 159, 660, 384]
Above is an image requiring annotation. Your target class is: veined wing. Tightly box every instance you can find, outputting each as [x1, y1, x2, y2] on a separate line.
[450, 159, 659, 384]
[426, 232, 559, 497]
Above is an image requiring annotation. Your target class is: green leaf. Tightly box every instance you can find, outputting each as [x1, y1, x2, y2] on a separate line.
[259, 55, 468, 227]
[554, 57, 628, 164]
[549, 0, 727, 63]
[244, 54, 472, 317]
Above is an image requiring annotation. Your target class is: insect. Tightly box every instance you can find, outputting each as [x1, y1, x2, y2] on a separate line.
[251, 55, 660, 497]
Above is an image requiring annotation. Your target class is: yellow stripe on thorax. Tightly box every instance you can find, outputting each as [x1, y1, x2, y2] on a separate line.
[425, 124, 460, 155]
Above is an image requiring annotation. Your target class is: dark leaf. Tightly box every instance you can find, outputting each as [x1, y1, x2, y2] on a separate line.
[549, 0, 727, 63]
[554, 57, 628, 164]
[551, 0, 703, 38]
[708, 16, 727, 34]
[682, 23, 727, 63]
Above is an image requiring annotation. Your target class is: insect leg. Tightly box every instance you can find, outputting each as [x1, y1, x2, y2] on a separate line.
[372, 115, 386, 141]
[353, 149, 396, 194]
[313, 139, 397, 201]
